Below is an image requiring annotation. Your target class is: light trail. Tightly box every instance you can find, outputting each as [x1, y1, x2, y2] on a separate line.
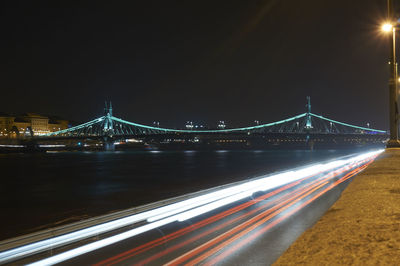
[0, 159, 331, 263]
[206, 164, 370, 266]
[103, 158, 371, 265]
[94, 180, 310, 266]
[0, 145, 24, 148]
[27, 151, 382, 265]
[166, 180, 331, 266]
[100, 161, 357, 266]
[142, 180, 330, 266]
[205, 163, 370, 265]
[191, 162, 373, 265]
[38, 144, 66, 148]
[0, 171, 298, 262]
[0, 150, 382, 265]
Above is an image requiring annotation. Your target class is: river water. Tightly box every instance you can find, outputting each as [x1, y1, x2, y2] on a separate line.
[0, 148, 379, 240]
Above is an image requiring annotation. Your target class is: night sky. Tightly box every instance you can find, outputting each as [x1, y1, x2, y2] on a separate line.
[0, 1, 393, 129]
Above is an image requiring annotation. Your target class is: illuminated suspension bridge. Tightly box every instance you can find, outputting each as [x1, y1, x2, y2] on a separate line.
[43, 98, 386, 138]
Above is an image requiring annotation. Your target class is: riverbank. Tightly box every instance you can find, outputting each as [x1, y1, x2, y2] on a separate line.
[274, 148, 400, 265]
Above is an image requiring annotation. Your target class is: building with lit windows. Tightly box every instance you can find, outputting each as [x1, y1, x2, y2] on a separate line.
[0, 112, 69, 138]
[22, 113, 50, 135]
[0, 113, 15, 138]
[13, 117, 31, 137]
[48, 117, 69, 133]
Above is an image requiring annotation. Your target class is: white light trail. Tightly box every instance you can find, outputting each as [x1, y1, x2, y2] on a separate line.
[0, 150, 383, 265]
[38, 145, 66, 148]
[0, 145, 24, 148]
[28, 217, 178, 266]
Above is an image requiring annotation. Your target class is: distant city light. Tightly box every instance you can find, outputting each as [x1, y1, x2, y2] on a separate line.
[186, 121, 194, 130]
[218, 121, 226, 129]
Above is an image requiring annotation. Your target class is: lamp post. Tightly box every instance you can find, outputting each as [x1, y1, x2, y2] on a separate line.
[384, 0, 400, 147]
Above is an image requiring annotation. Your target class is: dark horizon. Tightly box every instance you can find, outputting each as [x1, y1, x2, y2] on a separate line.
[0, 0, 393, 129]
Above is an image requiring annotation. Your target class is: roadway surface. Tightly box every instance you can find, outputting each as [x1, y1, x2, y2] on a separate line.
[5, 151, 381, 265]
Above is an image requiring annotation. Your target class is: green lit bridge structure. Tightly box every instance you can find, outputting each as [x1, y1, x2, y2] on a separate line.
[44, 99, 386, 137]
[36, 98, 387, 150]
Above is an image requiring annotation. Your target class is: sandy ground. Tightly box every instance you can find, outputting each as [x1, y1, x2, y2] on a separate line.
[274, 149, 400, 265]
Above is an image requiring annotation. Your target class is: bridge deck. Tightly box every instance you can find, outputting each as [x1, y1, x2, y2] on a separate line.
[274, 148, 400, 265]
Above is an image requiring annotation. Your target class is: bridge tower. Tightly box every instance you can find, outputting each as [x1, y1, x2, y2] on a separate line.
[305, 96, 312, 129]
[103, 102, 115, 151]
[103, 102, 114, 135]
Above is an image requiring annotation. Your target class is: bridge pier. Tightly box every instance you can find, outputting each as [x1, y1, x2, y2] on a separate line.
[103, 137, 115, 151]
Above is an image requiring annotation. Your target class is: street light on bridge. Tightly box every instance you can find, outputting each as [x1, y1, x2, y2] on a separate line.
[383, 0, 400, 147]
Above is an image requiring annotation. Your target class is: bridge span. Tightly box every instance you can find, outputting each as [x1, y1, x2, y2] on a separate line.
[0, 99, 388, 151]
[40, 99, 387, 150]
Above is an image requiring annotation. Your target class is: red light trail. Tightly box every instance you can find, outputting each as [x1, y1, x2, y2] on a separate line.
[94, 156, 376, 266]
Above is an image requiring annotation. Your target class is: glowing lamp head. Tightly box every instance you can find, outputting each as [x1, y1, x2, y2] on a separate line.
[382, 23, 393, 32]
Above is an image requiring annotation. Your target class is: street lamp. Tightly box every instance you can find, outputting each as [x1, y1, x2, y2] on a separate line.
[382, 23, 393, 32]
[383, 1, 400, 147]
